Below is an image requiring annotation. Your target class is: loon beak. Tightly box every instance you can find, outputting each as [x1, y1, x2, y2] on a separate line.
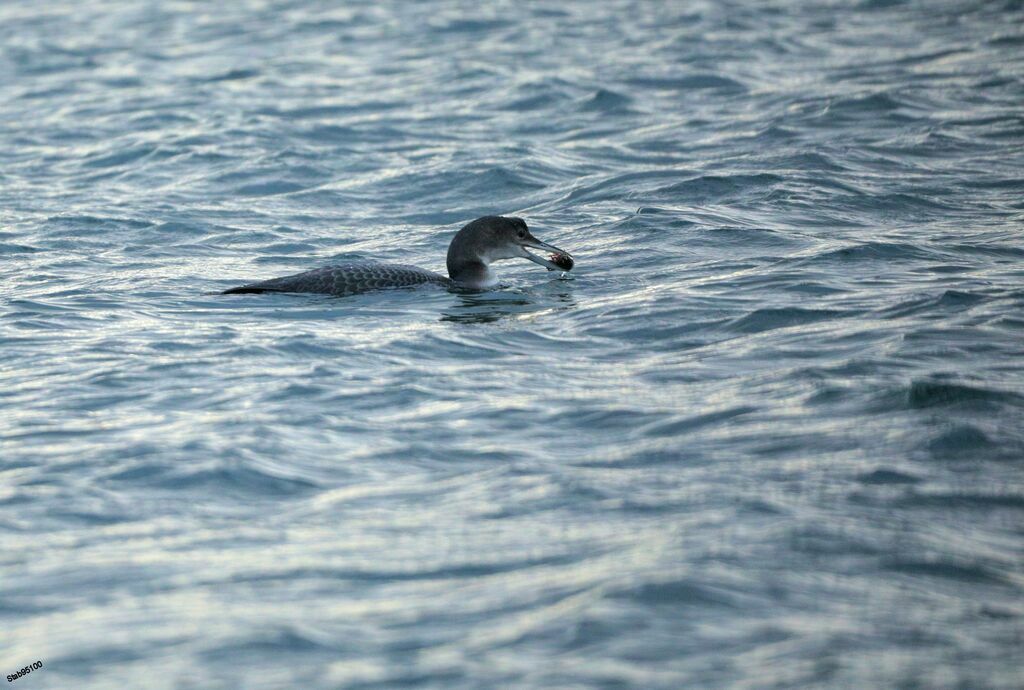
[519, 235, 574, 272]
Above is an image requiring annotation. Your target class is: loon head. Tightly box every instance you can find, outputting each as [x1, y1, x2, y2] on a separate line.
[445, 216, 573, 288]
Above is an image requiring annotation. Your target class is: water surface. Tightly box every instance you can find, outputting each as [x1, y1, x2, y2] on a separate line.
[2, 1, 1023, 688]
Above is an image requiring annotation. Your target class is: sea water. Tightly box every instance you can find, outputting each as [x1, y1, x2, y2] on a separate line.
[1, 1, 1023, 687]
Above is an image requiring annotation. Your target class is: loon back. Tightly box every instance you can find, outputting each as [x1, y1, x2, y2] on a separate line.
[222, 261, 452, 296]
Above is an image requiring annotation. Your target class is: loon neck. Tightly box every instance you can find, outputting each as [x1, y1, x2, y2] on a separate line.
[447, 259, 496, 288]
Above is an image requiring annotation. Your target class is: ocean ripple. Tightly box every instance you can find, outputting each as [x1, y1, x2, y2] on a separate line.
[1, 0, 1023, 688]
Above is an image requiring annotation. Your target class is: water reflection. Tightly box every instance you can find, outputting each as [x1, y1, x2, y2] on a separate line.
[440, 279, 577, 324]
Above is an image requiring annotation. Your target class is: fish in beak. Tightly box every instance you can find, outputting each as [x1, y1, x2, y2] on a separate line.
[518, 232, 574, 272]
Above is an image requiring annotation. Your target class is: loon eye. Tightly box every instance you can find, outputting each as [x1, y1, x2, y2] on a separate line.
[517, 230, 525, 239]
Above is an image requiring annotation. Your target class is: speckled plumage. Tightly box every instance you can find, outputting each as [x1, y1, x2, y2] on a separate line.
[222, 261, 452, 296]
[222, 216, 572, 297]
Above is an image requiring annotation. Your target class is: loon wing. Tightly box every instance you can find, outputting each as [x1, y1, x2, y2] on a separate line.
[222, 261, 451, 296]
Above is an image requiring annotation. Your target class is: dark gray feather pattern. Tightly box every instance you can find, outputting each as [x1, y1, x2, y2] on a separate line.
[223, 261, 452, 296]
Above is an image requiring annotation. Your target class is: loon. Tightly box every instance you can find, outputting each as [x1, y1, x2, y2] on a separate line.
[222, 216, 573, 297]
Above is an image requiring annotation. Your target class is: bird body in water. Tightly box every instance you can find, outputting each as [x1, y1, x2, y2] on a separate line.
[222, 216, 573, 297]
